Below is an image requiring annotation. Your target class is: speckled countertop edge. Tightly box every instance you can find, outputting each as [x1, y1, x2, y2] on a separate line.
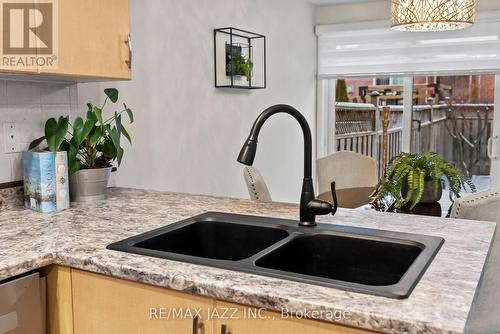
[0, 187, 495, 334]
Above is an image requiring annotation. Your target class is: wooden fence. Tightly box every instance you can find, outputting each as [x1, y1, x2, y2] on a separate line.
[411, 104, 493, 176]
[334, 103, 493, 177]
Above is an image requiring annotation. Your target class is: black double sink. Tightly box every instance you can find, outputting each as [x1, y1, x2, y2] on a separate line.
[107, 212, 444, 299]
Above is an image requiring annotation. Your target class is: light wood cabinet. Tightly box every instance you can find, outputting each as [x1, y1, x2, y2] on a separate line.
[0, 0, 131, 79]
[213, 301, 374, 334]
[71, 269, 214, 334]
[40, 266, 74, 334]
[42, 266, 374, 334]
[40, 0, 131, 79]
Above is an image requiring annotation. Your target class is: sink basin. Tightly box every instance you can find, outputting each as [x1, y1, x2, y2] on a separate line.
[255, 234, 422, 286]
[134, 220, 289, 261]
[107, 212, 444, 299]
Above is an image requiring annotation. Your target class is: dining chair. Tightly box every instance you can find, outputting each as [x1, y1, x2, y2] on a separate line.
[317, 151, 377, 208]
[450, 188, 500, 334]
[243, 166, 272, 202]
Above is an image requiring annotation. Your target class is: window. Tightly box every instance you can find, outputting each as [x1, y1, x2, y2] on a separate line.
[374, 77, 404, 86]
[411, 74, 494, 190]
[317, 13, 500, 190]
[328, 77, 406, 177]
[375, 77, 390, 86]
[321, 74, 496, 191]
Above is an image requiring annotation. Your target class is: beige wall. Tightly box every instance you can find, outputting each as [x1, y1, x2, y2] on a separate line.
[315, 0, 500, 25]
[78, 0, 316, 203]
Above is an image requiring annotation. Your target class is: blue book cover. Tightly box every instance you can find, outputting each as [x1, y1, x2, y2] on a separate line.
[22, 151, 69, 213]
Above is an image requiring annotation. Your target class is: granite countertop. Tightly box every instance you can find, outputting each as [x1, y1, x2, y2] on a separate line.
[0, 187, 495, 334]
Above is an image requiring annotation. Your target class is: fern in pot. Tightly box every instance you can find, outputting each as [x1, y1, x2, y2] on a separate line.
[30, 88, 134, 202]
[375, 152, 475, 210]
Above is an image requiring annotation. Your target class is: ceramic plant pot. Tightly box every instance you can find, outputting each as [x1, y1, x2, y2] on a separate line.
[69, 167, 112, 202]
[401, 177, 443, 204]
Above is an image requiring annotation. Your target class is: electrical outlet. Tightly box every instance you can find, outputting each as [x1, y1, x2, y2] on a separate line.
[3, 123, 18, 153]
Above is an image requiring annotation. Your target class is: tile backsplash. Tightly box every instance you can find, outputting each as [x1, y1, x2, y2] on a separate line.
[0, 79, 78, 183]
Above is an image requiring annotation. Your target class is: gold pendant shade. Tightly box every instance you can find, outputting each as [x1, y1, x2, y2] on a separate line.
[391, 0, 476, 32]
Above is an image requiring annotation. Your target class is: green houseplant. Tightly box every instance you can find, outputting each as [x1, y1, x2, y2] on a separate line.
[375, 152, 475, 209]
[30, 88, 134, 201]
[230, 51, 253, 81]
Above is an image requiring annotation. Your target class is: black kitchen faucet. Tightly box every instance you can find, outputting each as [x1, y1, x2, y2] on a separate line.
[237, 104, 338, 226]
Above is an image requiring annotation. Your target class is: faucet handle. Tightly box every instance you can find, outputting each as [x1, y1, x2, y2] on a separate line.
[304, 181, 339, 225]
[330, 181, 338, 216]
[307, 198, 335, 215]
[307, 182, 338, 217]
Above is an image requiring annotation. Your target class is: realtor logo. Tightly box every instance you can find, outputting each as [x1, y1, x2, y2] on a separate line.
[0, 0, 58, 69]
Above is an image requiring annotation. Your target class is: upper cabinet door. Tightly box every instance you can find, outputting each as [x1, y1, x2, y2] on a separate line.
[38, 0, 131, 80]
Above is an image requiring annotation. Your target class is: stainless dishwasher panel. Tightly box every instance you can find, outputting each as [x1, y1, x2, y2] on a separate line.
[0, 272, 43, 334]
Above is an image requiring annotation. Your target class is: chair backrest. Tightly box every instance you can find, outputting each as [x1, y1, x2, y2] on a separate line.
[317, 151, 377, 208]
[450, 188, 500, 334]
[317, 151, 377, 193]
[450, 188, 500, 222]
[243, 166, 272, 202]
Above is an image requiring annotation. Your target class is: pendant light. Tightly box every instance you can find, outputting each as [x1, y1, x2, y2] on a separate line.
[391, 0, 476, 32]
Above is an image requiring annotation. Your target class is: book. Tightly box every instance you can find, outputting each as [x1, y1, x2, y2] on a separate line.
[21, 151, 70, 213]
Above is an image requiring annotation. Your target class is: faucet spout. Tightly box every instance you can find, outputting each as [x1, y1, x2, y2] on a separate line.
[237, 104, 337, 226]
[237, 104, 312, 178]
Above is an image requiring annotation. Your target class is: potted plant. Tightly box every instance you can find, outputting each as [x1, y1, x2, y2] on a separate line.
[375, 152, 475, 209]
[229, 51, 253, 81]
[30, 88, 134, 202]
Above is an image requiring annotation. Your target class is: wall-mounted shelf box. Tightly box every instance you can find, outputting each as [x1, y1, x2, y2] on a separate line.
[214, 27, 266, 89]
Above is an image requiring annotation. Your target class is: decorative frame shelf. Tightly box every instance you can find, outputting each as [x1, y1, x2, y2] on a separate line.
[214, 27, 266, 89]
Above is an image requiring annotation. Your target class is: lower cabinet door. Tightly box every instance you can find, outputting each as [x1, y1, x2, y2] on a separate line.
[71, 269, 214, 334]
[213, 302, 372, 334]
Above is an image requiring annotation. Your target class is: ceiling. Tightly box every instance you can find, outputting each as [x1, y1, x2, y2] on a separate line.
[309, 0, 385, 5]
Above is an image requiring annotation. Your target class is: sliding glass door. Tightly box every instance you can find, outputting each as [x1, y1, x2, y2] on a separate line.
[410, 74, 496, 192]
[317, 76, 407, 176]
[318, 73, 500, 192]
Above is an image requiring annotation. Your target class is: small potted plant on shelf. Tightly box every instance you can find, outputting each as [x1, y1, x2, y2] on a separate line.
[375, 152, 475, 210]
[30, 88, 134, 202]
[229, 51, 253, 81]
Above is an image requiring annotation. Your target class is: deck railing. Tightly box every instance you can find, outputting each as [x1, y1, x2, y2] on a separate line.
[335, 102, 403, 176]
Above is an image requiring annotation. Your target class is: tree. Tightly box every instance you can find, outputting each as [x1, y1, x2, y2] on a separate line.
[336, 79, 349, 102]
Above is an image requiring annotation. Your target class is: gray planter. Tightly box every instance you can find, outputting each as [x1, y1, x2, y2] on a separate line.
[401, 177, 443, 204]
[69, 167, 112, 202]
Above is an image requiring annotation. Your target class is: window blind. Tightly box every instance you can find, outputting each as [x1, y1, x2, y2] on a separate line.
[316, 11, 500, 78]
